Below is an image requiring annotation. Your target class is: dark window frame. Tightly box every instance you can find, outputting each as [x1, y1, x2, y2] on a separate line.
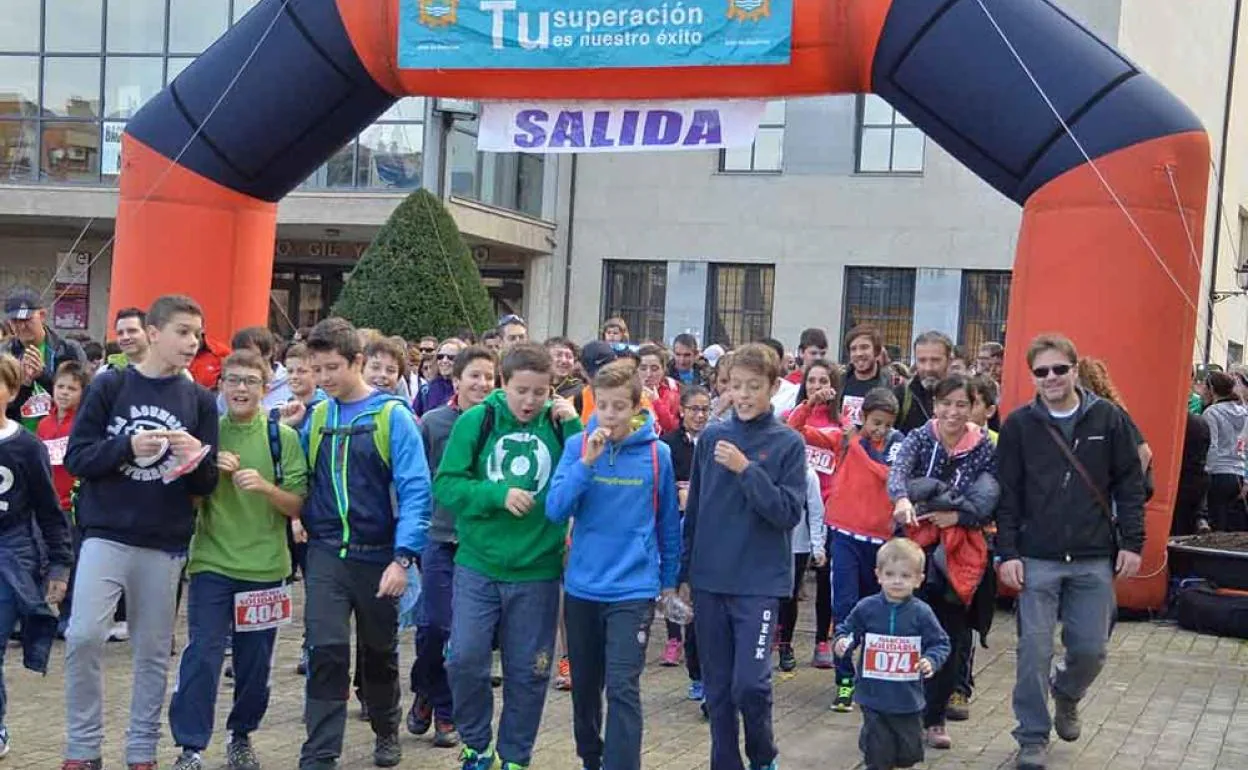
[704, 262, 775, 348]
[854, 94, 925, 175]
[600, 260, 668, 345]
[957, 269, 1011, 352]
[717, 99, 785, 174]
[841, 266, 917, 354]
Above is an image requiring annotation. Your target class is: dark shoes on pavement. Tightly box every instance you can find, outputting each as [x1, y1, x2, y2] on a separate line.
[1053, 693, 1082, 742]
[1016, 743, 1048, 769]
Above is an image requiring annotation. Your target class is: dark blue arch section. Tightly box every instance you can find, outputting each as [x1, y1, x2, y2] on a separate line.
[126, 0, 395, 203]
[872, 0, 1203, 204]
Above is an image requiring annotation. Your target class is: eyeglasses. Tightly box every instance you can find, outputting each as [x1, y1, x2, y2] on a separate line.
[436, 353, 456, 361]
[419, 347, 436, 355]
[1032, 364, 1073, 379]
[223, 374, 263, 388]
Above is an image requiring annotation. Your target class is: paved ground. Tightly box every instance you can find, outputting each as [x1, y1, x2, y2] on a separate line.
[5, 583, 1248, 770]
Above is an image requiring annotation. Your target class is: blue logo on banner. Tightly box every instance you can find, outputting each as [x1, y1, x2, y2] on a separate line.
[398, 0, 793, 70]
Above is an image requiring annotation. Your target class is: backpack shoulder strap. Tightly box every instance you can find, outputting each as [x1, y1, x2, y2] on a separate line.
[472, 403, 496, 471]
[372, 400, 399, 467]
[547, 409, 567, 450]
[901, 385, 913, 425]
[266, 408, 284, 487]
[307, 400, 331, 469]
[651, 441, 660, 515]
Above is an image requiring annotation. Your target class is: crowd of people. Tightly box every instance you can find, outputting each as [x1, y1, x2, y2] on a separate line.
[0, 283, 1179, 770]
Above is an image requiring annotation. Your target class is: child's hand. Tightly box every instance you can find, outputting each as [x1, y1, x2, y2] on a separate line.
[551, 396, 578, 423]
[582, 428, 609, 466]
[812, 550, 827, 568]
[714, 441, 749, 473]
[918, 657, 934, 678]
[46, 579, 67, 607]
[233, 469, 273, 495]
[279, 400, 307, 427]
[893, 498, 917, 526]
[217, 450, 241, 473]
[291, 518, 308, 544]
[505, 488, 535, 517]
[834, 637, 851, 657]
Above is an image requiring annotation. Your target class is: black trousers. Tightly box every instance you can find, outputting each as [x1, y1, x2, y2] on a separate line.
[1208, 473, 1248, 532]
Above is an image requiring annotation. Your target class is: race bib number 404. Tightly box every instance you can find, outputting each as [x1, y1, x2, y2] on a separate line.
[234, 586, 293, 632]
[861, 633, 922, 681]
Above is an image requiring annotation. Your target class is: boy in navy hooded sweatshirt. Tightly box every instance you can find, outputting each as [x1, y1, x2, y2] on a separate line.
[679, 343, 806, 770]
[547, 361, 682, 770]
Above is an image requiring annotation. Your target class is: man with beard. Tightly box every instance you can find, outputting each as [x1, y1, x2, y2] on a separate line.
[104, 308, 151, 370]
[838, 325, 892, 428]
[892, 331, 952, 435]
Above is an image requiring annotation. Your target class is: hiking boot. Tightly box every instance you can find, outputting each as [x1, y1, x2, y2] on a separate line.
[406, 693, 433, 736]
[373, 733, 401, 768]
[61, 761, 104, 770]
[777, 644, 796, 672]
[433, 719, 460, 748]
[687, 680, 704, 701]
[832, 677, 854, 713]
[226, 734, 260, 770]
[173, 749, 203, 770]
[459, 747, 496, 770]
[1016, 743, 1048, 769]
[811, 641, 834, 669]
[947, 691, 971, 721]
[661, 639, 683, 666]
[1053, 693, 1081, 742]
[926, 725, 952, 749]
[554, 656, 572, 691]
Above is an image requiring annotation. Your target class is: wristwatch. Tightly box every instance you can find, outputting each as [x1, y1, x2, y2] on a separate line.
[394, 554, 414, 569]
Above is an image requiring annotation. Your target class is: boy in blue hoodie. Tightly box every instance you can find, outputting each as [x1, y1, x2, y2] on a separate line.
[834, 538, 950, 770]
[679, 343, 807, 770]
[547, 361, 682, 770]
[297, 318, 432, 770]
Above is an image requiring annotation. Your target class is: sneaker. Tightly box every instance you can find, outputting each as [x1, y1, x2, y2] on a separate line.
[173, 749, 203, 770]
[296, 648, 308, 676]
[926, 725, 952, 750]
[407, 693, 433, 736]
[358, 700, 371, 722]
[61, 761, 104, 770]
[500, 762, 528, 770]
[777, 644, 796, 672]
[433, 719, 460, 748]
[751, 763, 779, 770]
[661, 639, 683, 666]
[224, 662, 233, 679]
[1016, 743, 1048, 769]
[811, 641, 834, 669]
[947, 691, 971, 721]
[554, 656, 572, 691]
[459, 747, 496, 770]
[108, 621, 129, 642]
[687, 680, 705, 701]
[226, 734, 260, 770]
[832, 677, 854, 713]
[0, 726, 8, 759]
[373, 733, 402, 768]
[1053, 693, 1081, 742]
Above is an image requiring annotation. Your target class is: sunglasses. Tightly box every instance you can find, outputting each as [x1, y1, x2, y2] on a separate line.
[1032, 364, 1073, 378]
[419, 347, 436, 355]
[436, 353, 456, 361]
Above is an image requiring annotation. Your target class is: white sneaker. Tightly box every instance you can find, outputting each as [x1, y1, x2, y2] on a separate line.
[0, 725, 11, 758]
[108, 621, 129, 642]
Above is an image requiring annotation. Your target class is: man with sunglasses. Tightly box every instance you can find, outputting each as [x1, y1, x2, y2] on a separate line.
[995, 334, 1145, 770]
[498, 315, 528, 349]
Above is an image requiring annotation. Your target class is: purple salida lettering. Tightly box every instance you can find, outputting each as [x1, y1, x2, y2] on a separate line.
[589, 110, 615, 148]
[549, 110, 586, 148]
[683, 109, 723, 146]
[513, 110, 548, 149]
[619, 110, 640, 146]
[642, 110, 682, 146]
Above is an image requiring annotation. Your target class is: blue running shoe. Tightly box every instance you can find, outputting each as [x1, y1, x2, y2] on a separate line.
[688, 680, 705, 701]
[460, 746, 497, 770]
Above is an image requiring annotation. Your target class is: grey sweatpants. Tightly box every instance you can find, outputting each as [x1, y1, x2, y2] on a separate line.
[64, 538, 185, 764]
[1012, 557, 1115, 748]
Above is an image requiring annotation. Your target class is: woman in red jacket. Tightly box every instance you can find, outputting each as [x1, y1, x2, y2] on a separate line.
[638, 343, 681, 434]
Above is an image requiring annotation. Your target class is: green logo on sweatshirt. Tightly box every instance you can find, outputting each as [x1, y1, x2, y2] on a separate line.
[486, 433, 553, 493]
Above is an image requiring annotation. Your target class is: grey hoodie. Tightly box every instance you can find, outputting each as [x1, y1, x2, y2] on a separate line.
[1203, 399, 1248, 475]
[421, 403, 463, 544]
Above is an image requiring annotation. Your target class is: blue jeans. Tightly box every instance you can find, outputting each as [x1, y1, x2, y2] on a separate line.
[411, 542, 456, 721]
[447, 565, 559, 766]
[831, 532, 882, 680]
[0, 577, 20, 728]
[168, 572, 282, 751]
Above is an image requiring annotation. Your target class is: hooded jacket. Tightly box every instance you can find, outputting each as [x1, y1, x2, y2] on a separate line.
[1203, 399, 1248, 475]
[905, 474, 1000, 606]
[996, 389, 1146, 562]
[893, 377, 937, 435]
[434, 389, 583, 582]
[414, 376, 455, 417]
[547, 412, 682, 602]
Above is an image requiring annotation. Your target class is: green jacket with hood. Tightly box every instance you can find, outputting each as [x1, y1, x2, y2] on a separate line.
[434, 390, 583, 582]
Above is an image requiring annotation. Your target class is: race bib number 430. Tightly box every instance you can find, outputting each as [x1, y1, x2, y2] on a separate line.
[234, 586, 292, 632]
[861, 633, 921, 681]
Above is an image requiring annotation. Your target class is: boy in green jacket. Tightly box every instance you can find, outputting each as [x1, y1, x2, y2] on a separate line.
[435, 343, 581, 770]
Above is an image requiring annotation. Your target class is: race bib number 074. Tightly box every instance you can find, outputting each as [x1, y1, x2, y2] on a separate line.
[861, 633, 921, 681]
[234, 586, 292, 632]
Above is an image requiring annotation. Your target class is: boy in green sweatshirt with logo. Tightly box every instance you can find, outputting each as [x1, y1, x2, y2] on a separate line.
[435, 343, 582, 770]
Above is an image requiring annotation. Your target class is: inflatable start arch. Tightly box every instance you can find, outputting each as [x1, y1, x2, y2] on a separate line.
[111, 0, 1210, 610]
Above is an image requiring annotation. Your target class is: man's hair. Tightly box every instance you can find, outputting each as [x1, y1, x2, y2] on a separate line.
[757, 337, 785, 361]
[593, 360, 643, 405]
[147, 294, 203, 330]
[862, 387, 899, 417]
[82, 340, 104, 363]
[223, 348, 271, 384]
[731, 343, 782, 382]
[365, 336, 409, 379]
[231, 326, 275, 359]
[1026, 333, 1078, 368]
[453, 345, 497, 380]
[0, 354, 20, 394]
[844, 323, 883, 354]
[54, 360, 90, 391]
[877, 538, 925, 572]
[498, 314, 528, 331]
[798, 327, 828, 351]
[602, 317, 630, 340]
[1208, 370, 1237, 402]
[913, 330, 954, 356]
[637, 343, 668, 368]
[933, 373, 971, 402]
[284, 342, 310, 362]
[978, 341, 1004, 359]
[680, 383, 710, 406]
[501, 342, 552, 382]
[481, 328, 503, 344]
[951, 345, 968, 363]
[968, 374, 999, 408]
[420, 335, 439, 346]
[672, 333, 699, 351]
[306, 317, 361, 361]
[114, 306, 146, 326]
[544, 336, 579, 356]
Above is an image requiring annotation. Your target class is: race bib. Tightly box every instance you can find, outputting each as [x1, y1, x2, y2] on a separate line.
[44, 436, 68, 466]
[233, 585, 293, 632]
[807, 445, 836, 475]
[861, 633, 922, 681]
[21, 390, 51, 420]
[840, 395, 865, 427]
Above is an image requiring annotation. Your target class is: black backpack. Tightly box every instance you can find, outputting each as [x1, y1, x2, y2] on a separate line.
[1175, 584, 1248, 639]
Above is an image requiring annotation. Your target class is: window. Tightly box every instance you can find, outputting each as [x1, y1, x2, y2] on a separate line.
[602, 261, 667, 344]
[958, 270, 1011, 352]
[1229, 341, 1244, 367]
[719, 100, 784, 173]
[842, 267, 916, 354]
[856, 95, 925, 174]
[705, 263, 775, 347]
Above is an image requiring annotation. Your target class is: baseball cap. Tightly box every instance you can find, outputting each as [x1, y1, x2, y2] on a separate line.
[580, 340, 618, 378]
[5, 287, 43, 321]
[702, 344, 726, 368]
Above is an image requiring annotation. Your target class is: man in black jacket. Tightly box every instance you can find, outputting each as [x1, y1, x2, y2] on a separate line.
[5, 287, 85, 427]
[892, 330, 951, 434]
[996, 334, 1145, 770]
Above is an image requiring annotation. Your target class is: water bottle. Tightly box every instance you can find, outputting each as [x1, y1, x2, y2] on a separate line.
[664, 593, 694, 625]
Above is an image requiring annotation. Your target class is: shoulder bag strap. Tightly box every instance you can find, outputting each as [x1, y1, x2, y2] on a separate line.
[1042, 422, 1114, 522]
